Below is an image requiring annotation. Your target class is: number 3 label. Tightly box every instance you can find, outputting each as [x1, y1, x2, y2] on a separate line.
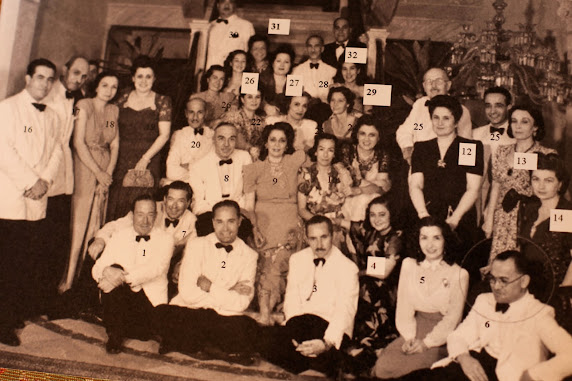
[366, 256, 386, 277]
[345, 47, 367, 64]
[268, 18, 290, 35]
[513, 152, 537, 170]
[241, 72, 259, 95]
[458, 143, 476, 167]
[363, 84, 392, 106]
[550, 209, 572, 233]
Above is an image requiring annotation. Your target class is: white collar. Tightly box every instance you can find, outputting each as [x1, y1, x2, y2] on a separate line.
[420, 259, 446, 271]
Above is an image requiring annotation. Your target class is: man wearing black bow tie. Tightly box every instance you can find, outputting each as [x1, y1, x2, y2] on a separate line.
[0, 58, 63, 346]
[405, 250, 572, 381]
[472, 87, 515, 223]
[322, 17, 367, 68]
[155, 200, 259, 365]
[205, 0, 254, 70]
[165, 98, 213, 183]
[92, 194, 174, 353]
[260, 215, 359, 376]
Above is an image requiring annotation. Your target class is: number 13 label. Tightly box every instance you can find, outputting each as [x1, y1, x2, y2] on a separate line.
[366, 256, 386, 277]
[458, 143, 476, 167]
[550, 209, 572, 233]
[513, 152, 538, 170]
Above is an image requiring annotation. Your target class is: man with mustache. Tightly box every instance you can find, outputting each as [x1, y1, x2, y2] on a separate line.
[260, 215, 359, 377]
[165, 98, 214, 183]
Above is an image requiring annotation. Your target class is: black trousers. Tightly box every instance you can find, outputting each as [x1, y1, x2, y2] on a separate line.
[260, 314, 347, 376]
[101, 284, 155, 340]
[45, 195, 72, 291]
[397, 349, 498, 381]
[195, 212, 253, 243]
[155, 305, 259, 355]
[0, 218, 47, 330]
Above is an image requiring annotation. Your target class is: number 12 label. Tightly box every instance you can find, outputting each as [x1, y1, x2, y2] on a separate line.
[285, 75, 303, 96]
[241, 72, 259, 95]
[345, 47, 367, 64]
[363, 84, 392, 106]
[513, 152, 538, 170]
[268, 19, 290, 35]
[550, 209, 572, 233]
[366, 256, 386, 277]
[458, 143, 476, 167]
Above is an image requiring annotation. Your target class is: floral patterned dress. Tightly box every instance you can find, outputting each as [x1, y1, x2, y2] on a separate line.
[346, 222, 403, 373]
[221, 109, 265, 161]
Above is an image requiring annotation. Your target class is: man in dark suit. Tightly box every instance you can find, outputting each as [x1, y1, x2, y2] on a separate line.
[322, 17, 367, 68]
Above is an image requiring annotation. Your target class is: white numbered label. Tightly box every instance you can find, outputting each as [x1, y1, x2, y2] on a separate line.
[458, 143, 476, 167]
[550, 209, 572, 233]
[366, 256, 386, 277]
[345, 47, 367, 64]
[241, 72, 259, 95]
[513, 152, 538, 170]
[285, 75, 303, 97]
[363, 84, 392, 106]
[268, 19, 290, 35]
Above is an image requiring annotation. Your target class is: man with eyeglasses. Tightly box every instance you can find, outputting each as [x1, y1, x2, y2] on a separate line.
[396, 68, 473, 165]
[403, 250, 572, 381]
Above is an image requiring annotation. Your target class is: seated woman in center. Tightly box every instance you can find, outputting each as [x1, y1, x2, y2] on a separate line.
[372, 216, 469, 379]
[322, 86, 362, 141]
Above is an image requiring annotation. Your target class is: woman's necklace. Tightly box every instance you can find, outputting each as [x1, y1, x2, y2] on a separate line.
[356, 148, 377, 178]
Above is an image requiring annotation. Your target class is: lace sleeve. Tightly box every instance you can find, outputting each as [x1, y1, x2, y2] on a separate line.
[157, 94, 172, 122]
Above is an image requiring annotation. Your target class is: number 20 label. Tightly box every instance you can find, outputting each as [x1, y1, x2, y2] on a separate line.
[550, 209, 572, 233]
[363, 84, 391, 106]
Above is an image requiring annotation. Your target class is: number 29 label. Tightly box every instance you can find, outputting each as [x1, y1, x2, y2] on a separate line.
[363, 84, 392, 106]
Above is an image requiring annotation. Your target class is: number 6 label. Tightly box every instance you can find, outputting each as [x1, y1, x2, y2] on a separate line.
[513, 152, 538, 170]
[345, 47, 367, 64]
[550, 209, 572, 233]
[366, 256, 386, 277]
[458, 143, 476, 167]
[241, 72, 259, 95]
[268, 19, 290, 35]
[363, 84, 392, 106]
[285, 75, 303, 97]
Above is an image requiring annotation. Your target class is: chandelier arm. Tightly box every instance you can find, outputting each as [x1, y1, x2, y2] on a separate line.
[512, 66, 546, 105]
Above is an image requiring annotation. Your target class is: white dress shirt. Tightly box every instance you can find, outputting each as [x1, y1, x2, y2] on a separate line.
[284, 246, 359, 349]
[395, 96, 473, 151]
[205, 14, 255, 69]
[440, 292, 572, 381]
[170, 233, 258, 316]
[0, 89, 63, 221]
[188, 149, 252, 215]
[95, 201, 197, 248]
[166, 125, 214, 182]
[92, 226, 174, 307]
[292, 59, 337, 102]
[396, 257, 469, 348]
[44, 80, 76, 196]
[265, 115, 317, 152]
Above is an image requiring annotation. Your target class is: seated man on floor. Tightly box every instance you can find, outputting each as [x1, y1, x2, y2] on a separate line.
[155, 200, 259, 365]
[402, 250, 572, 381]
[92, 194, 174, 354]
[260, 215, 359, 377]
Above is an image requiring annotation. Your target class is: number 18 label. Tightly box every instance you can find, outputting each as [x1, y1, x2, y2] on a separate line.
[513, 152, 538, 170]
[550, 209, 572, 233]
[366, 256, 386, 277]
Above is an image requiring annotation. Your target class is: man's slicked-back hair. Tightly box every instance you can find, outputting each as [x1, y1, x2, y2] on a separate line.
[212, 199, 240, 218]
[64, 55, 89, 69]
[165, 180, 193, 201]
[305, 215, 333, 236]
[27, 58, 57, 77]
[484, 86, 512, 106]
[131, 193, 156, 212]
[493, 250, 533, 277]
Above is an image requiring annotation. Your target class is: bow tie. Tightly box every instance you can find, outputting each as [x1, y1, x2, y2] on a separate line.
[135, 235, 150, 242]
[495, 303, 510, 314]
[194, 127, 204, 135]
[313, 258, 326, 266]
[165, 218, 179, 228]
[490, 126, 505, 135]
[65, 90, 74, 99]
[216, 18, 228, 24]
[219, 158, 233, 166]
[309, 63, 319, 69]
[215, 242, 233, 252]
[425, 100, 431, 107]
[336, 43, 345, 48]
[32, 103, 46, 112]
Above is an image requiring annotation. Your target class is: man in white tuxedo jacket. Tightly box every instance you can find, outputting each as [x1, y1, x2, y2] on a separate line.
[92, 194, 174, 354]
[408, 250, 572, 381]
[261, 215, 359, 376]
[188, 122, 253, 240]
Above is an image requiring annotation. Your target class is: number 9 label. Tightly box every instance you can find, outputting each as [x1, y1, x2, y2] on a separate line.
[363, 84, 392, 106]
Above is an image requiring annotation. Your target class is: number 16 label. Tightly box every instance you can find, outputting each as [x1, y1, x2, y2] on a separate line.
[513, 152, 537, 170]
[458, 143, 476, 167]
[241, 72, 259, 95]
[550, 209, 572, 233]
[366, 256, 386, 277]
[363, 84, 391, 106]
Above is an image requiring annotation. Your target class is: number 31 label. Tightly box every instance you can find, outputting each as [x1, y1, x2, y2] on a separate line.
[513, 152, 538, 170]
[268, 19, 290, 35]
[241, 72, 259, 95]
[366, 256, 386, 277]
[363, 84, 392, 106]
[458, 143, 476, 167]
[550, 209, 572, 233]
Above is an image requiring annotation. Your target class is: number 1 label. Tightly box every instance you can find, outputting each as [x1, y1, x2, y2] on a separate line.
[363, 84, 392, 106]
[285, 75, 303, 96]
[513, 152, 538, 170]
[550, 209, 572, 232]
[268, 19, 290, 35]
[366, 256, 386, 277]
[458, 143, 476, 167]
[241, 72, 259, 95]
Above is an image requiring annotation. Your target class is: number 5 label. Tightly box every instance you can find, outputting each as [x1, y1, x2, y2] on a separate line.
[285, 75, 303, 97]
[363, 84, 392, 106]
[268, 19, 290, 35]
[550, 209, 572, 233]
[241, 72, 259, 95]
[513, 152, 537, 170]
[458, 143, 476, 167]
[366, 256, 386, 277]
[345, 47, 367, 64]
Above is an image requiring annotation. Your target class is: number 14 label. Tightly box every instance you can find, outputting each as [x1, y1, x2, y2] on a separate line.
[366, 256, 386, 277]
[550, 209, 572, 233]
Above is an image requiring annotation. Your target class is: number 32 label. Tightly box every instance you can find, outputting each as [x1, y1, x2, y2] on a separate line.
[366, 256, 386, 276]
[345, 47, 367, 64]
[550, 209, 572, 233]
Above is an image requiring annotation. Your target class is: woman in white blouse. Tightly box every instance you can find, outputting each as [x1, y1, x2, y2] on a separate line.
[373, 216, 469, 379]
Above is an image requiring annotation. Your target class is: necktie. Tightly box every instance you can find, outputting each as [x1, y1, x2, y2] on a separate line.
[65, 90, 74, 99]
[135, 235, 150, 242]
[32, 103, 46, 112]
[219, 158, 233, 166]
[194, 127, 204, 135]
[215, 242, 233, 253]
[309, 63, 319, 69]
[165, 218, 179, 228]
[216, 18, 228, 24]
[495, 303, 510, 313]
[313, 257, 326, 266]
[490, 126, 505, 134]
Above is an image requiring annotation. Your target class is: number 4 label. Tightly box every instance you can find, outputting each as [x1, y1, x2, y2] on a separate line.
[241, 72, 259, 95]
[458, 143, 476, 167]
[363, 84, 392, 106]
[550, 209, 572, 233]
[513, 152, 538, 170]
[285, 75, 303, 97]
[268, 19, 290, 35]
[366, 256, 386, 277]
[345, 47, 367, 64]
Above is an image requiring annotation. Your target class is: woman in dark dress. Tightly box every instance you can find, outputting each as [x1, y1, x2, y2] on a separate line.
[409, 95, 484, 261]
[345, 194, 403, 375]
[259, 44, 295, 116]
[106, 56, 172, 221]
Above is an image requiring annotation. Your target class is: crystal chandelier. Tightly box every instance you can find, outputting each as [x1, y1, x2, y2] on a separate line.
[445, 0, 571, 105]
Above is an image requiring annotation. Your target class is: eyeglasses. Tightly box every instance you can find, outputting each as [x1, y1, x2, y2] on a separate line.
[485, 273, 525, 288]
[423, 78, 448, 87]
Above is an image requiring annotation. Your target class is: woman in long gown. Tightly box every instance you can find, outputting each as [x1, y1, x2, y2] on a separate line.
[59, 72, 120, 293]
[483, 104, 556, 262]
[106, 55, 172, 221]
[243, 122, 306, 325]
